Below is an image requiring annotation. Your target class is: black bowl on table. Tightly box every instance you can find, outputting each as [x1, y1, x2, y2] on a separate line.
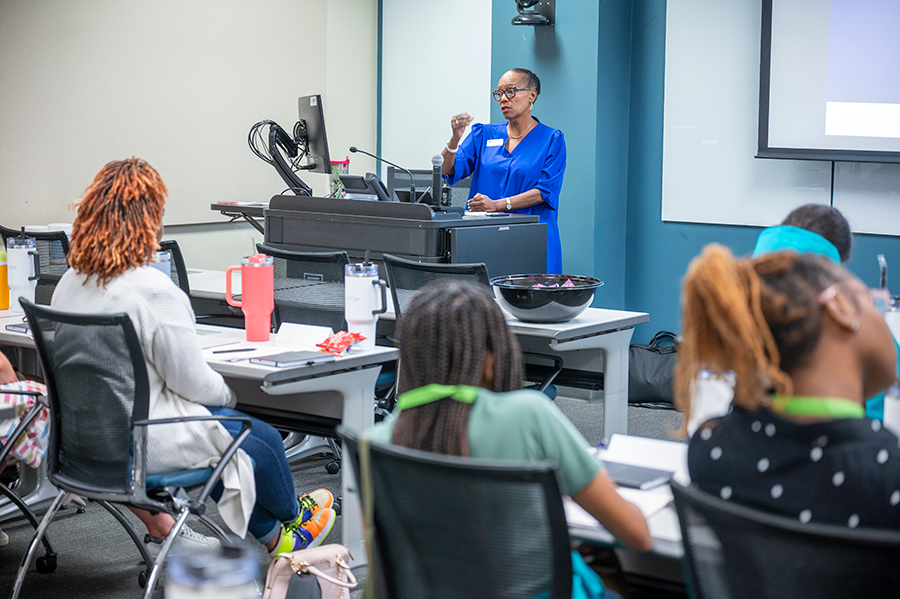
[490, 274, 604, 323]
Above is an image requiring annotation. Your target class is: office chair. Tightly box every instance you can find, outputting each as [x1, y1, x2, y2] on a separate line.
[13, 300, 252, 599]
[156, 239, 191, 295]
[382, 252, 491, 318]
[338, 426, 573, 599]
[256, 243, 349, 332]
[0, 225, 69, 305]
[382, 253, 562, 396]
[671, 480, 900, 599]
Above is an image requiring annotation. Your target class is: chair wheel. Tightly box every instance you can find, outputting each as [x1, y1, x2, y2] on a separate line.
[325, 461, 341, 475]
[36, 554, 57, 573]
[332, 501, 341, 516]
[138, 569, 149, 588]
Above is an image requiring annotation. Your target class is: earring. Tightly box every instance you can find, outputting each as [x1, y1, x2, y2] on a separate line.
[851, 320, 860, 332]
[529, 102, 534, 111]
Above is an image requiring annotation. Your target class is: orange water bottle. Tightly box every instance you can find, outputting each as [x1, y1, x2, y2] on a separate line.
[0, 250, 8, 310]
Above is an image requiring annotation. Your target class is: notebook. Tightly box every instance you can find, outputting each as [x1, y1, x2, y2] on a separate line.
[249, 350, 335, 368]
[604, 461, 673, 491]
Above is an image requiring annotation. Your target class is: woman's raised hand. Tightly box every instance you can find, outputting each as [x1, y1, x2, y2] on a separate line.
[450, 113, 474, 141]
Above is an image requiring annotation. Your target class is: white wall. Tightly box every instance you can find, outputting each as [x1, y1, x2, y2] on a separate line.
[0, 0, 378, 227]
[380, 0, 492, 172]
[661, 0, 831, 226]
[0, 0, 378, 269]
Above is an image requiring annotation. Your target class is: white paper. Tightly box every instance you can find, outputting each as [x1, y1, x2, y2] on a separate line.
[564, 487, 671, 524]
[276, 322, 333, 346]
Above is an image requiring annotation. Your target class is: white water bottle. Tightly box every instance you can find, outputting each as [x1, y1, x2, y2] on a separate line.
[884, 382, 900, 438]
[344, 261, 387, 350]
[7, 232, 40, 313]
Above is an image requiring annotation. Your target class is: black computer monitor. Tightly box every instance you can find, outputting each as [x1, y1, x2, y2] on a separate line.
[297, 94, 332, 174]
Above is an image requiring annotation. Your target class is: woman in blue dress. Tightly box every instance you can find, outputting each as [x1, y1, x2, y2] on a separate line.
[440, 68, 567, 274]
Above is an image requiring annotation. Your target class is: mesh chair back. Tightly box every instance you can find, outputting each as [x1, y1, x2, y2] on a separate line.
[256, 243, 349, 331]
[1, 225, 70, 305]
[158, 239, 191, 295]
[339, 427, 572, 599]
[21, 301, 149, 495]
[671, 481, 900, 599]
[382, 253, 491, 318]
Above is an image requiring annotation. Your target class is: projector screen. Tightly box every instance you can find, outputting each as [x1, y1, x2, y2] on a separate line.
[758, 0, 900, 163]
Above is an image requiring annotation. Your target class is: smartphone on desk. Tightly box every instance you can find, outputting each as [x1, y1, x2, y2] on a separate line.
[249, 350, 335, 368]
[5, 323, 30, 335]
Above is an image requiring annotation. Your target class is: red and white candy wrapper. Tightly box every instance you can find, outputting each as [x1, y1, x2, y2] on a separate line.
[317, 331, 367, 356]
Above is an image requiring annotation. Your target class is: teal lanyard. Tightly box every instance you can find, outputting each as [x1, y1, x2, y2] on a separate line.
[770, 395, 865, 419]
[395, 384, 480, 411]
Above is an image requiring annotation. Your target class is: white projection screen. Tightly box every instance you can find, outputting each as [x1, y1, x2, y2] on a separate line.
[758, 0, 900, 163]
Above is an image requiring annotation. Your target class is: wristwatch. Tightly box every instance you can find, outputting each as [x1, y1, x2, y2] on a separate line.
[505, 198, 512, 211]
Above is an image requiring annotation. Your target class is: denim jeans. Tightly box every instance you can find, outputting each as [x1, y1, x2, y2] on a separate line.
[207, 406, 300, 543]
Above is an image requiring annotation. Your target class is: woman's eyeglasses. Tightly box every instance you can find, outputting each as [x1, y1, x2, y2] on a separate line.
[492, 87, 534, 101]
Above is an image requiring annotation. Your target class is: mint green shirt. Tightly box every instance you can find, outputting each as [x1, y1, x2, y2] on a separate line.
[366, 388, 601, 496]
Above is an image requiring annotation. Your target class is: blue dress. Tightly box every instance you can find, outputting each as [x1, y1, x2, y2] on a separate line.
[447, 120, 567, 274]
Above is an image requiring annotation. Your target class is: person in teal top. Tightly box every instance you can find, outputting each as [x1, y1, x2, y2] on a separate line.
[366, 281, 651, 598]
[752, 204, 898, 420]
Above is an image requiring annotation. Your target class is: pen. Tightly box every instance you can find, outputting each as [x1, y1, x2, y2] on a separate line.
[213, 348, 255, 354]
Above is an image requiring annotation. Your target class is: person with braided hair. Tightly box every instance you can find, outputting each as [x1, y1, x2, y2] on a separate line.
[366, 281, 652, 559]
[677, 244, 900, 527]
[52, 158, 335, 558]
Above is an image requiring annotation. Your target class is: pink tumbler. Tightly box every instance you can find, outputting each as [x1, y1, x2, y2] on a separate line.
[226, 254, 274, 342]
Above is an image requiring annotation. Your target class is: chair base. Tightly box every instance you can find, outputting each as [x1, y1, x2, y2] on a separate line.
[284, 433, 335, 463]
[0, 462, 59, 523]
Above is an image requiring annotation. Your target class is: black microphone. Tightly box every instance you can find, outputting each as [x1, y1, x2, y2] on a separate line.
[431, 154, 444, 210]
[349, 146, 417, 203]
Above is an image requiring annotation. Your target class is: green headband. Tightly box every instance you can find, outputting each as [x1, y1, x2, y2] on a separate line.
[395, 384, 480, 411]
[770, 395, 865, 419]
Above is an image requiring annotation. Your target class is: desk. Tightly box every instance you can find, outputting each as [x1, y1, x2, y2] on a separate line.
[189, 268, 650, 438]
[0, 310, 398, 568]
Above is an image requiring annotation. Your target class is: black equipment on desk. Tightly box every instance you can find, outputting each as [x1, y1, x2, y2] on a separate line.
[264, 195, 547, 277]
[248, 93, 333, 196]
[349, 146, 422, 205]
[339, 173, 391, 202]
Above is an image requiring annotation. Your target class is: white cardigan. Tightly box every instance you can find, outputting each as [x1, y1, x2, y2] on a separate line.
[52, 267, 255, 537]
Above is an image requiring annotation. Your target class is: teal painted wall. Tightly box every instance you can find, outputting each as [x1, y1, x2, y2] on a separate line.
[490, 0, 900, 342]
[491, 0, 632, 309]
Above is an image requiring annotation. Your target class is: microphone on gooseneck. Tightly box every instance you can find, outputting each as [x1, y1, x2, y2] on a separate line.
[431, 154, 444, 210]
[349, 146, 416, 203]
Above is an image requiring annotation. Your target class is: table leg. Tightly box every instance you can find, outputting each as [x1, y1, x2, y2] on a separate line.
[261, 366, 381, 568]
[546, 328, 636, 438]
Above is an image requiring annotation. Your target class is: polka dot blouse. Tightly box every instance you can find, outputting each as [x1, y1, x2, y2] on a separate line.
[689, 405, 900, 528]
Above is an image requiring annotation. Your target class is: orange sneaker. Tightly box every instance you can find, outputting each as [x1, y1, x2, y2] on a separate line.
[269, 508, 336, 558]
[295, 488, 334, 525]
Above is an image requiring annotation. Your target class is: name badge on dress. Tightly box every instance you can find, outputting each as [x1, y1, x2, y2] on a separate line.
[486, 139, 504, 147]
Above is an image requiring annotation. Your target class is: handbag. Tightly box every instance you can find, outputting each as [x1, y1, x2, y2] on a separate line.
[628, 331, 678, 405]
[263, 544, 358, 599]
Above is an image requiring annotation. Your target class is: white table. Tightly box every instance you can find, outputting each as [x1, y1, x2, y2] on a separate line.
[188, 268, 650, 438]
[0, 310, 398, 568]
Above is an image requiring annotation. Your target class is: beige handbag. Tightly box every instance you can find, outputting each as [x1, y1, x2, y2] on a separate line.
[263, 544, 358, 599]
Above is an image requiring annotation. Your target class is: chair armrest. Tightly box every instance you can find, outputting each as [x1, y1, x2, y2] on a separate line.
[0, 399, 47, 465]
[134, 415, 253, 507]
